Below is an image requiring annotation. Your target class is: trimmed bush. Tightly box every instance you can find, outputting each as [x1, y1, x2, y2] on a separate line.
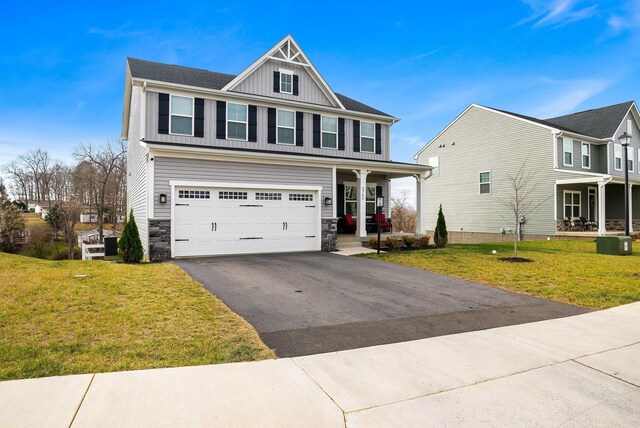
[402, 235, 417, 247]
[416, 235, 431, 249]
[434, 204, 448, 248]
[119, 209, 143, 263]
[386, 236, 404, 251]
[368, 238, 379, 249]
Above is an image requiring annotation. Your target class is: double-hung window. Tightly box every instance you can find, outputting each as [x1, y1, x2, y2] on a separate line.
[564, 191, 581, 218]
[360, 122, 375, 153]
[614, 144, 623, 171]
[280, 71, 293, 94]
[581, 143, 590, 169]
[344, 184, 376, 216]
[227, 103, 247, 141]
[428, 156, 439, 177]
[321, 116, 338, 149]
[170, 95, 193, 135]
[628, 146, 635, 172]
[277, 110, 295, 145]
[562, 139, 573, 166]
[479, 171, 491, 194]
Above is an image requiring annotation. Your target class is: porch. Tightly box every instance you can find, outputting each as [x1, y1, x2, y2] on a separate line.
[555, 177, 640, 235]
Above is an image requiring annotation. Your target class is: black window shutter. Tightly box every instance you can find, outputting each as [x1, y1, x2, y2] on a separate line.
[296, 112, 304, 146]
[375, 123, 382, 154]
[194, 98, 204, 138]
[267, 108, 276, 144]
[158, 93, 169, 134]
[337, 184, 345, 217]
[353, 120, 360, 152]
[376, 186, 383, 198]
[248, 105, 257, 142]
[273, 71, 280, 93]
[216, 101, 226, 139]
[338, 118, 345, 151]
[312, 114, 321, 148]
[293, 75, 299, 96]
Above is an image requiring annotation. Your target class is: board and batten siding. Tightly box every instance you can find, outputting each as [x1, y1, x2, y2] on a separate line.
[126, 85, 149, 254]
[153, 157, 334, 218]
[417, 106, 557, 235]
[555, 138, 607, 174]
[232, 58, 333, 106]
[145, 91, 390, 161]
[609, 111, 640, 178]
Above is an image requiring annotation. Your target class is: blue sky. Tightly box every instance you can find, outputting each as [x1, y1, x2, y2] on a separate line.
[1, 0, 639, 200]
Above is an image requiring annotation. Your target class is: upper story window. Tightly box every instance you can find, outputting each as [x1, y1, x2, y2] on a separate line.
[227, 103, 247, 141]
[614, 144, 622, 171]
[280, 71, 293, 94]
[428, 156, 439, 177]
[277, 110, 295, 145]
[479, 171, 491, 194]
[563, 139, 573, 166]
[321, 116, 338, 149]
[628, 119, 633, 135]
[170, 95, 193, 136]
[628, 146, 634, 172]
[360, 122, 375, 153]
[581, 143, 590, 169]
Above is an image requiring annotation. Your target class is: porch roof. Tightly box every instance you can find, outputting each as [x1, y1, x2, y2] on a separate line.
[556, 176, 640, 186]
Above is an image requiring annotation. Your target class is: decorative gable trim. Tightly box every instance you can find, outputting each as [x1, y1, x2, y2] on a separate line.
[221, 35, 345, 110]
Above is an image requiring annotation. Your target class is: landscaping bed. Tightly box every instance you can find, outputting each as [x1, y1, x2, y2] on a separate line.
[0, 253, 274, 381]
[360, 240, 640, 309]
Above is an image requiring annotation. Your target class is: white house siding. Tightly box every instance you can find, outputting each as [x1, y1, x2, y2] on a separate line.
[609, 111, 640, 179]
[417, 106, 557, 236]
[152, 157, 334, 218]
[126, 86, 149, 254]
[145, 91, 390, 161]
[232, 58, 334, 107]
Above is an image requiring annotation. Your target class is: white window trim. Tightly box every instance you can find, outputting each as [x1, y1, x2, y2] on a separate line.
[169, 94, 194, 136]
[428, 156, 440, 177]
[479, 171, 491, 194]
[563, 139, 573, 167]
[563, 190, 581, 218]
[360, 121, 376, 153]
[226, 102, 248, 142]
[627, 146, 635, 173]
[344, 181, 377, 217]
[614, 143, 623, 171]
[276, 109, 296, 145]
[321, 115, 338, 150]
[280, 70, 293, 95]
[581, 142, 591, 169]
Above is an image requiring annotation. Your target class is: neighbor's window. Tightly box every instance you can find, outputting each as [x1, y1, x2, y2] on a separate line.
[564, 191, 581, 218]
[227, 103, 248, 140]
[428, 156, 439, 177]
[277, 109, 295, 145]
[321, 116, 338, 149]
[170, 95, 193, 135]
[479, 171, 491, 194]
[614, 144, 623, 171]
[360, 122, 375, 153]
[280, 71, 293, 94]
[344, 184, 376, 216]
[628, 146, 634, 172]
[563, 139, 573, 166]
[581, 143, 590, 169]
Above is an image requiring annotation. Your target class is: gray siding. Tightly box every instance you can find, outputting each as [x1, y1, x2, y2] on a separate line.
[603, 183, 640, 220]
[336, 171, 390, 217]
[232, 58, 333, 107]
[145, 91, 390, 161]
[609, 112, 640, 178]
[417, 106, 557, 236]
[556, 184, 594, 220]
[153, 157, 333, 218]
[126, 86, 149, 255]
[556, 137, 607, 174]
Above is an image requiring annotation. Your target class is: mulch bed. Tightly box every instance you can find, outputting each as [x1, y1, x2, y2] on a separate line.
[498, 257, 534, 263]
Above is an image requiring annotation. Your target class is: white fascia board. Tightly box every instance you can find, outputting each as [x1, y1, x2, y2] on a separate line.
[134, 79, 397, 124]
[414, 104, 476, 159]
[557, 131, 609, 144]
[555, 176, 610, 185]
[169, 180, 322, 192]
[121, 65, 133, 140]
[554, 168, 609, 177]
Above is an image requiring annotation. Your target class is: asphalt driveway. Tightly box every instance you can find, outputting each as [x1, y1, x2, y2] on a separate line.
[175, 252, 588, 357]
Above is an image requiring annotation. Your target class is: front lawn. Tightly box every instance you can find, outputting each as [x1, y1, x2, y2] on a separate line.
[361, 240, 640, 309]
[0, 253, 274, 381]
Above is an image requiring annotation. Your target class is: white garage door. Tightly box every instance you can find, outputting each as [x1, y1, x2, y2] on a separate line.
[172, 185, 320, 257]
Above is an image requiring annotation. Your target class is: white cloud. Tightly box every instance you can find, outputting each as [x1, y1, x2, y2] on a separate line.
[516, 0, 598, 28]
[528, 78, 611, 117]
[604, 1, 640, 37]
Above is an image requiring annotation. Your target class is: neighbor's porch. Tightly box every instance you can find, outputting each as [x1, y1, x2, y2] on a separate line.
[555, 177, 640, 235]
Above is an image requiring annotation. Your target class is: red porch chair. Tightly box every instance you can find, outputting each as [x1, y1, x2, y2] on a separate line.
[372, 213, 392, 232]
[340, 214, 357, 234]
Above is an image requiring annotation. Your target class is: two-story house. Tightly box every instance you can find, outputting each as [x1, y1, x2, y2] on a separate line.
[122, 35, 431, 260]
[415, 101, 640, 242]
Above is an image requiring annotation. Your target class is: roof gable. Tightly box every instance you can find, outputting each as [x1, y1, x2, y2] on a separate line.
[543, 101, 635, 139]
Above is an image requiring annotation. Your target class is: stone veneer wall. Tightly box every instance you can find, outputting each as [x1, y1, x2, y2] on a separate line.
[556, 219, 640, 231]
[322, 218, 337, 252]
[148, 219, 171, 262]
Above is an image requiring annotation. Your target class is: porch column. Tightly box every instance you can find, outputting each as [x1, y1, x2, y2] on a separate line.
[629, 184, 634, 233]
[414, 173, 428, 235]
[353, 169, 370, 238]
[597, 182, 606, 236]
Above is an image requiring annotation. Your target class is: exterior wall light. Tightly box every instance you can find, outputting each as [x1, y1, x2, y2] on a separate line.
[324, 196, 333, 206]
[159, 194, 167, 204]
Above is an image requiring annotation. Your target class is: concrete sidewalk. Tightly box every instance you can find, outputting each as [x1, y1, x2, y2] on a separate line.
[2, 303, 639, 427]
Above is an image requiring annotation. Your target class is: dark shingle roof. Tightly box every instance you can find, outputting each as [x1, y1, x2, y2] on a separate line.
[487, 107, 584, 134]
[543, 101, 634, 139]
[127, 57, 392, 118]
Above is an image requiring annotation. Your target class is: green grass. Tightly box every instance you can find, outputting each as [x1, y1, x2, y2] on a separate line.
[0, 253, 274, 381]
[361, 240, 640, 309]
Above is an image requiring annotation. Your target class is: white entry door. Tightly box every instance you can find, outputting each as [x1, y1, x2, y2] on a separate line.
[172, 186, 320, 257]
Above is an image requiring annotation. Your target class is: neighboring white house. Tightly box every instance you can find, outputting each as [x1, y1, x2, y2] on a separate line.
[415, 101, 640, 242]
[122, 35, 431, 261]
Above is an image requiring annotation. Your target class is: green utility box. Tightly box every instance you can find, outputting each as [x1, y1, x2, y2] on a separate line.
[596, 236, 632, 255]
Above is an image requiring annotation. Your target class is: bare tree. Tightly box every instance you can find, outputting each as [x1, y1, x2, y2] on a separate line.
[391, 191, 417, 233]
[498, 159, 552, 258]
[58, 200, 83, 259]
[2, 161, 30, 202]
[73, 141, 126, 242]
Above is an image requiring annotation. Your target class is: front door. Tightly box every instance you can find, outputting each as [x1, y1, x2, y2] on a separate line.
[588, 187, 597, 222]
